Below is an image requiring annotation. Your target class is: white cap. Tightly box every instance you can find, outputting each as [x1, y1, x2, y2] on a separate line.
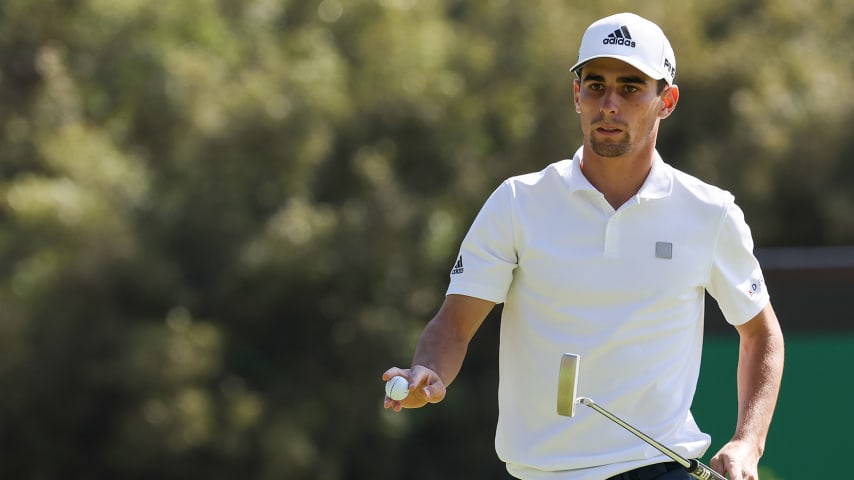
[570, 13, 676, 85]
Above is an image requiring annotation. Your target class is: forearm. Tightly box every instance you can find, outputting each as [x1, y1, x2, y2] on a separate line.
[412, 318, 470, 387]
[710, 304, 784, 477]
[411, 294, 495, 387]
[733, 308, 785, 454]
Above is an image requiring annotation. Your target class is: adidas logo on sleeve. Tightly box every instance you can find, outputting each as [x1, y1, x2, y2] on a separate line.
[451, 255, 464, 275]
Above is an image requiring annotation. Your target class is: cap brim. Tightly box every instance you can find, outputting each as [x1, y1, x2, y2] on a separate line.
[570, 55, 670, 84]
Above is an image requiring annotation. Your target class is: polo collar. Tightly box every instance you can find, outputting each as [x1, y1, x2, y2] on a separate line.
[565, 147, 673, 200]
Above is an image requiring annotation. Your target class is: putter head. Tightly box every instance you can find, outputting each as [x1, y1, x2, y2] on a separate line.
[556, 353, 580, 417]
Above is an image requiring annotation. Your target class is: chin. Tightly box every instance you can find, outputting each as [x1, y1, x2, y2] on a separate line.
[591, 142, 631, 158]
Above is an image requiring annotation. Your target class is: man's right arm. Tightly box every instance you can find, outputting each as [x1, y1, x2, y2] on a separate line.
[383, 294, 496, 411]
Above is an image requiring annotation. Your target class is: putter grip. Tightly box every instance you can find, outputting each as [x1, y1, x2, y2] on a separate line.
[686, 459, 727, 480]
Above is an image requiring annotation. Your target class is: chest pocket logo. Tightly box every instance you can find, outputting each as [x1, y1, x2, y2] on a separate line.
[655, 242, 673, 259]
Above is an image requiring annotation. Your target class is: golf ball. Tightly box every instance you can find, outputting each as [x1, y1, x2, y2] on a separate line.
[385, 376, 410, 401]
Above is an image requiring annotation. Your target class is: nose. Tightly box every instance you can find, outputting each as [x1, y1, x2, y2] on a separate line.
[600, 89, 619, 116]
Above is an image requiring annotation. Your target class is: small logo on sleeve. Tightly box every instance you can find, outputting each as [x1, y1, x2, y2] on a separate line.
[451, 255, 464, 275]
[747, 278, 764, 297]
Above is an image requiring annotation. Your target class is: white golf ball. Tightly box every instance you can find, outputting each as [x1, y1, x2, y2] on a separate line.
[385, 376, 410, 401]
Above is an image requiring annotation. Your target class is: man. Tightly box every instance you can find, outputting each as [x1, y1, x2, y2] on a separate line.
[382, 12, 784, 480]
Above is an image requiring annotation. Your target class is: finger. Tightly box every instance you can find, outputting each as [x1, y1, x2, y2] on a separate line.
[407, 365, 434, 391]
[383, 396, 405, 411]
[382, 367, 410, 381]
[709, 454, 724, 474]
[407, 367, 435, 395]
[422, 381, 446, 404]
[720, 457, 738, 480]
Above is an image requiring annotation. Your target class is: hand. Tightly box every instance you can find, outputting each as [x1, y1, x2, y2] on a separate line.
[709, 439, 762, 480]
[381, 365, 447, 412]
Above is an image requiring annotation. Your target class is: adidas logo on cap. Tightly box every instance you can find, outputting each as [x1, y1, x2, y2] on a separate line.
[603, 25, 636, 48]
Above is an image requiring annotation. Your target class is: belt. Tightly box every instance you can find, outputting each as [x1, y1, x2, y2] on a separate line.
[606, 462, 683, 480]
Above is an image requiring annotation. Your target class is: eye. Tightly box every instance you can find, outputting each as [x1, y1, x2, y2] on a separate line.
[623, 85, 640, 94]
[588, 83, 604, 91]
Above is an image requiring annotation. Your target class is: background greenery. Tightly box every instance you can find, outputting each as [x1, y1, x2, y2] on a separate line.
[0, 0, 851, 478]
[694, 333, 853, 480]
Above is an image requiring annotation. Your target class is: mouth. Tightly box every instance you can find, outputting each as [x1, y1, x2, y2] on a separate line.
[595, 126, 624, 136]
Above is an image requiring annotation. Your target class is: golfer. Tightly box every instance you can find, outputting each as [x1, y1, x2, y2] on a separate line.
[383, 12, 784, 480]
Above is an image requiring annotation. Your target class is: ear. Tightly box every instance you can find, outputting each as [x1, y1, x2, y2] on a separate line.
[660, 85, 679, 118]
[573, 79, 581, 113]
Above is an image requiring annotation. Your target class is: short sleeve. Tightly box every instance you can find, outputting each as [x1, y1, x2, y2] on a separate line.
[446, 181, 518, 304]
[707, 201, 769, 325]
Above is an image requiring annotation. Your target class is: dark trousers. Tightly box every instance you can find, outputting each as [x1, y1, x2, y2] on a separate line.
[606, 462, 690, 480]
[507, 462, 691, 480]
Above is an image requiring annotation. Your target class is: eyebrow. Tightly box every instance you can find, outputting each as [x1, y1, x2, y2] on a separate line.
[582, 73, 648, 85]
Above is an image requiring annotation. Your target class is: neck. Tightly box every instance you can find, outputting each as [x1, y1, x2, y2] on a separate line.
[580, 146, 655, 210]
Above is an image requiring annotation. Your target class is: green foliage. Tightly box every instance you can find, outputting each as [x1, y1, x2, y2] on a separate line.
[0, 0, 850, 478]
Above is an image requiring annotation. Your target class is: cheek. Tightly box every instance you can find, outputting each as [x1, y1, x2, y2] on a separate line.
[631, 102, 662, 123]
[576, 97, 600, 117]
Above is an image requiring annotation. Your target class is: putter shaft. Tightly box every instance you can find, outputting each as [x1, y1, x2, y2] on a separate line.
[577, 397, 727, 480]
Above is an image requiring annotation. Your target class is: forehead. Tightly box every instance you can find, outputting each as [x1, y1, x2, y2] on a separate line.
[579, 58, 653, 82]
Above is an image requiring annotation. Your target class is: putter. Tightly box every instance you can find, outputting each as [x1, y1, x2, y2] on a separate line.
[556, 353, 727, 480]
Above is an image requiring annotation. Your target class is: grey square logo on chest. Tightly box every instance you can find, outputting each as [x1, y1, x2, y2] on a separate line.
[655, 242, 673, 259]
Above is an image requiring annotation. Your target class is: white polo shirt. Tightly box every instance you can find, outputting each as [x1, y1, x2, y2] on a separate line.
[446, 148, 769, 480]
